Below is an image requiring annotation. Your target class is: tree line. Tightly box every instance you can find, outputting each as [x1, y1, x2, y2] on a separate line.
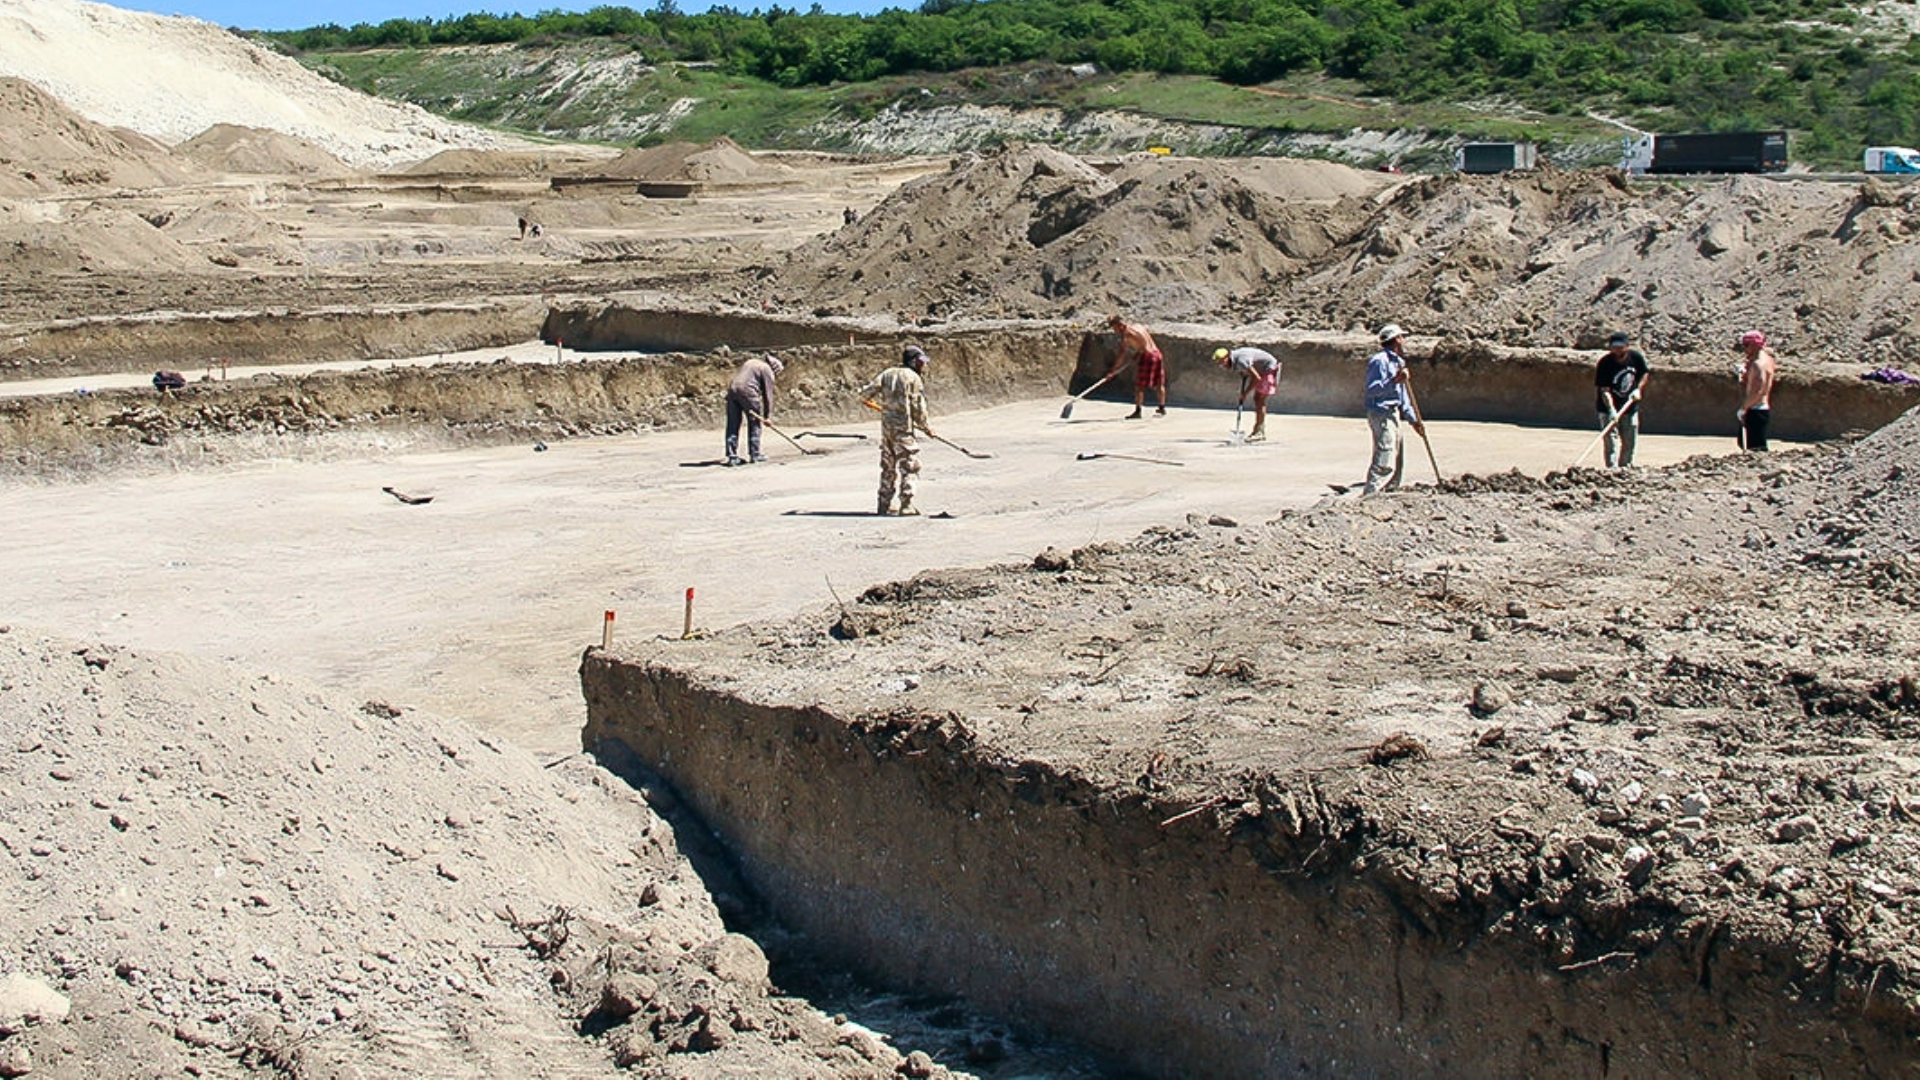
[266, 0, 1920, 159]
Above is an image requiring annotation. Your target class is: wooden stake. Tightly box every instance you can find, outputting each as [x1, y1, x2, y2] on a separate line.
[601, 610, 615, 650]
[682, 588, 695, 639]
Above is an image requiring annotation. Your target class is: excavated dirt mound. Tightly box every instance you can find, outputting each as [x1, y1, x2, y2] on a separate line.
[0, 199, 203, 274]
[760, 145, 1920, 366]
[585, 442, 1920, 1076]
[769, 145, 1392, 322]
[173, 123, 354, 178]
[1791, 404, 1920, 565]
[401, 147, 618, 179]
[0, 626, 951, 1079]
[0, 75, 195, 195]
[584, 137, 786, 184]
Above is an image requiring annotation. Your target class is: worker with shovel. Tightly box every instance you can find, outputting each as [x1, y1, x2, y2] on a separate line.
[1594, 331, 1650, 469]
[724, 352, 783, 466]
[1736, 330, 1776, 451]
[859, 345, 937, 515]
[1214, 346, 1281, 441]
[1107, 315, 1166, 419]
[1361, 323, 1425, 495]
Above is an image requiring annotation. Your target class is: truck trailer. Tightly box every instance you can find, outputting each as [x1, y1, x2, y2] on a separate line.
[1622, 131, 1788, 174]
[1864, 146, 1920, 173]
[1455, 142, 1538, 173]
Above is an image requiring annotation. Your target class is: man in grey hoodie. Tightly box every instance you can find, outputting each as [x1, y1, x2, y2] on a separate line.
[724, 353, 784, 466]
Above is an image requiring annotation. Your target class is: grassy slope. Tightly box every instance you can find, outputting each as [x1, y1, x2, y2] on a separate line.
[297, 43, 1630, 161]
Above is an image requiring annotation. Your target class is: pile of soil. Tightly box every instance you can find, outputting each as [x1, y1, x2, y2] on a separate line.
[584, 137, 786, 185]
[173, 123, 353, 179]
[0, 76, 195, 196]
[762, 145, 1920, 366]
[0, 199, 202, 274]
[770, 144, 1389, 323]
[0, 626, 949, 1078]
[1791, 404, 1920, 563]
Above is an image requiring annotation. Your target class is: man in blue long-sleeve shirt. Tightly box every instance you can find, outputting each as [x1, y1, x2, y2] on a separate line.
[1362, 323, 1424, 494]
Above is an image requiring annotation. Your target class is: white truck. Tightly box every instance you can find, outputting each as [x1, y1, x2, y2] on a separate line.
[1863, 146, 1920, 173]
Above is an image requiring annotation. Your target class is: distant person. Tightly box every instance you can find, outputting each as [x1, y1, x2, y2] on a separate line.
[528, 223, 543, 238]
[859, 345, 935, 515]
[1737, 330, 1776, 451]
[1106, 315, 1165, 419]
[724, 353, 783, 466]
[1594, 331, 1650, 468]
[151, 370, 187, 394]
[517, 217, 528, 240]
[1361, 323, 1423, 495]
[1213, 346, 1281, 442]
[843, 207, 858, 225]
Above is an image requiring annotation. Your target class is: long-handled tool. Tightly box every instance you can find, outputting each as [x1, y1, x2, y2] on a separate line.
[1228, 374, 1249, 444]
[1572, 388, 1641, 468]
[1403, 380, 1442, 482]
[925, 430, 994, 459]
[1060, 361, 1133, 420]
[1076, 451, 1185, 467]
[796, 431, 867, 440]
[748, 409, 822, 456]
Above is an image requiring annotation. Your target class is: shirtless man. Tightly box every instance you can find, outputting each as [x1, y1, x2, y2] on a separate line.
[1107, 315, 1166, 419]
[1736, 330, 1777, 451]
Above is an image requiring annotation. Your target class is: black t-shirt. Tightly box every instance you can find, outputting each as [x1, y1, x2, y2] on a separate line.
[1595, 349, 1649, 412]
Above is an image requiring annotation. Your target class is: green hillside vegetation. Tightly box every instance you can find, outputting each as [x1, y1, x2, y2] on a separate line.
[266, 0, 1920, 168]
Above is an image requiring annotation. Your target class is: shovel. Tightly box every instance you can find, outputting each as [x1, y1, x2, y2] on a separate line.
[1403, 380, 1442, 482]
[1076, 451, 1185, 467]
[925, 430, 994, 459]
[1573, 388, 1640, 468]
[1060, 360, 1133, 420]
[748, 409, 822, 456]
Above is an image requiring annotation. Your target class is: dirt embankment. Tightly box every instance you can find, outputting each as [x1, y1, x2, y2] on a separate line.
[0, 325, 1082, 476]
[583, 421, 1920, 1077]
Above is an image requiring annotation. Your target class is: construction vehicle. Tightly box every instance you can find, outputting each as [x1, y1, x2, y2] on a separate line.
[1621, 131, 1788, 174]
[1863, 146, 1920, 174]
[1454, 142, 1538, 174]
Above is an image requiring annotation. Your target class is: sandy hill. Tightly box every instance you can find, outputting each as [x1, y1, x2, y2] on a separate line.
[0, 627, 903, 1077]
[0, 0, 532, 170]
[174, 122, 354, 178]
[0, 75, 195, 195]
[401, 146, 619, 179]
[585, 136, 785, 184]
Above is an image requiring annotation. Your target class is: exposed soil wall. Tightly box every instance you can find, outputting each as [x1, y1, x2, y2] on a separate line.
[0, 324, 1081, 474]
[579, 655, 1919, 1078]
[0, 300, 544, 378]
[1071, 330, 1920, 441]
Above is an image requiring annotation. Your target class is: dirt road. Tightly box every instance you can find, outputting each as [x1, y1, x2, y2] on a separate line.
[0, 389, 1747, 758]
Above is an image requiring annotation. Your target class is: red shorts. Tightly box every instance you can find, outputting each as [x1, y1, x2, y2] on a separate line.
[1134, 348, 1166, 389]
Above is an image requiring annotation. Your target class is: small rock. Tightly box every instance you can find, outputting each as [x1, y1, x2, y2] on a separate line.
[1505, 600, 1527, 618]
[0, 973, 70, 1022]
[1206, 514, 1238, 528]
[1470, 681, 1511, 717]
[1031, 547, 1071, 573]
[1623, 845, 1656, 888]
[1568, 768, 1601, 796]
[696, 934, 770, 992]
[1493, 524, 1512, 543]
[1773, 815, 1821, 844]
[1617, 781, 1645, 805]
[1469, 622, 1492, 642]
[599, 973, 659, 1021]
[901, 1050, 938, 1079]
[0, 1042, 29, 1078]
[1681, 792, 1712, 819]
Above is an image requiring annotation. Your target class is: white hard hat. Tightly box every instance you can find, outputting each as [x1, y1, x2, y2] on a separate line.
[1378, 323, 1405, 345]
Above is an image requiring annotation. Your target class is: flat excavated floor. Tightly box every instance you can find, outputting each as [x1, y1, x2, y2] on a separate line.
[0, 393, 1746, 757]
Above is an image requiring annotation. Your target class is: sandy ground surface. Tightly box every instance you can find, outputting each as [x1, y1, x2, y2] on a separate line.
[0, 393, 1745, 760]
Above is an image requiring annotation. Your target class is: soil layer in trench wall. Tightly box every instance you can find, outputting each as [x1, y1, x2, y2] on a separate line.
[580, 610, 1920, 1079]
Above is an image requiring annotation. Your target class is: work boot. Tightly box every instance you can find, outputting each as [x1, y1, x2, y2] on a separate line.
[897, 499, 919, 516]
[725, 455, 745, 467]
[750, 453, 767, 464]
[1154, 406, 1167, 417]
[1125, 407, 1143, 420]
[1247, 425, 1266, 442]
[878, 497, 893, 516]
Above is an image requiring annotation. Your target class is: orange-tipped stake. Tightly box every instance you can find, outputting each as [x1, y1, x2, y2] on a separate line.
[602, 610, 615, 650]
[683, 588, 695, 640]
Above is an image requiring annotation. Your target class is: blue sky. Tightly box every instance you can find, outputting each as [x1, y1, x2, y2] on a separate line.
[117, 0, 900, 32]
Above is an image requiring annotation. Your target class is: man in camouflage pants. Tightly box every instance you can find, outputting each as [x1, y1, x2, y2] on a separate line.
[860, 345, 936, 515]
